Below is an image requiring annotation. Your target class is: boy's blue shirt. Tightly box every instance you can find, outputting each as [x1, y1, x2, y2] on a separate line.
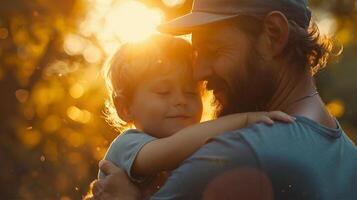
[98, 129, 156, 183]
[150, 116, 357, 200]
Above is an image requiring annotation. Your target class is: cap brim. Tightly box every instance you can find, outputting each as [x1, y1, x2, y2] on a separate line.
[158, 11, 239, 35]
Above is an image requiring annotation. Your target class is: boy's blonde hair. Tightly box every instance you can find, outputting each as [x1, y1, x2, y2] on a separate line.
[102, 34, 196, 132]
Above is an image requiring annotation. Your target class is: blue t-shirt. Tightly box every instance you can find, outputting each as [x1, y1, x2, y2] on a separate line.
[151, 116, 357, 200]
[98, 129, 156, 183]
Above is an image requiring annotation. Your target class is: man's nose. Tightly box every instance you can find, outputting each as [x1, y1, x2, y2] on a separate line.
[193, 57, 213, 81]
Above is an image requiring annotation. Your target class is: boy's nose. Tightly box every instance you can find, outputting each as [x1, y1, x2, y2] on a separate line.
[173, 91, 188, 107]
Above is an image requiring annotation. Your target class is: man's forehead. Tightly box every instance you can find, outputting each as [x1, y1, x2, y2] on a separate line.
[192, 26, 221, 45]
[192, 24, 234, 46]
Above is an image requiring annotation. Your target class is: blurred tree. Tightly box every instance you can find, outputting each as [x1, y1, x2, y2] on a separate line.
[0, 0, 103, 199]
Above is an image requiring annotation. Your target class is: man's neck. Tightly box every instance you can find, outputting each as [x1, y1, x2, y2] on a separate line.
[267, 65, 336, 128]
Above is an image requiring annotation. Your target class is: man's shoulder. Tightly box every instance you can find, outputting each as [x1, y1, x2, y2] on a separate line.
[237, 121, 298, 140]
[237, 116, 323, 141]
[230, 119, 318, 157]
[208, 121, 298, 153]
[238, 115, 348, 144]
[234, 116, 354, 162]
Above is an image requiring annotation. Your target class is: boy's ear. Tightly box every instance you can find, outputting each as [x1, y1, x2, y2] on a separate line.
[114, 98, 133, 123]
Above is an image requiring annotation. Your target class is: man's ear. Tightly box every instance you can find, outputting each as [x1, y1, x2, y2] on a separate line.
[114, 98, 133, 123]
[261, 11, 289, 57]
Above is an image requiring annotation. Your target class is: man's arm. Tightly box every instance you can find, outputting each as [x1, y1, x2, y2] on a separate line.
[150, 131, 273, 200]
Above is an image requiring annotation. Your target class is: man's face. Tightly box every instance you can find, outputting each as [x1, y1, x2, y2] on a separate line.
[192, 22, 279, 116]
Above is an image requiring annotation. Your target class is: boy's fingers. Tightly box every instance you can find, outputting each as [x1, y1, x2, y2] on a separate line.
[268, 111, 295, 123]
[99, 160, 120, 176]
[268, 111, 286, 119]
[261, 116, 274, 125]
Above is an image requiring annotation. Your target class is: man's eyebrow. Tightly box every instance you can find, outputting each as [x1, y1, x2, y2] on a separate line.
[193, 32, 220, 48]
[194, 39, 220, 50]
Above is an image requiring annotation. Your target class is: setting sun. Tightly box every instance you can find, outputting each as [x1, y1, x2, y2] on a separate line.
[105, 1, 162, 43]
[79, 0, 164, 55]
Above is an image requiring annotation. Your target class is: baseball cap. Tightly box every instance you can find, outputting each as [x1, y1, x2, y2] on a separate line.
[158, 0, 311, 35]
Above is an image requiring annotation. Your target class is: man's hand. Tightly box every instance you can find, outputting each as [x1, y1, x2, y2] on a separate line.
[89, 160, 141, 200]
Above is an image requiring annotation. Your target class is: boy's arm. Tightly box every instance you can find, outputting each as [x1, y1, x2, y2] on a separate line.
[132, 111, 294, 177]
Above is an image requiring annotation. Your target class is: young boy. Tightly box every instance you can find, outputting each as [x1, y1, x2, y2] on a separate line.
[99, 35, 294, 196]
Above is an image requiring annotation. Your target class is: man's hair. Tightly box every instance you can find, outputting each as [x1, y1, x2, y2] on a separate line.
[228, 15, 338, 75]
[102, 35, 194, 132]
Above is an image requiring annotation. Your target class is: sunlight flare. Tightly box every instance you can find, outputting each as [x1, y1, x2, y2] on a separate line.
[80, 0, 163, 54]
[105, 1, 163, 43]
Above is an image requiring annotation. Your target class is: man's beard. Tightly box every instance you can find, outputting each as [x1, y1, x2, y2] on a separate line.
[212, 48, 279, 117]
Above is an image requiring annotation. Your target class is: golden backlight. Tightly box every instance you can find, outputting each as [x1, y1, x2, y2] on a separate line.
[105, 1, 162, 43]
[79, 0, 163, 55]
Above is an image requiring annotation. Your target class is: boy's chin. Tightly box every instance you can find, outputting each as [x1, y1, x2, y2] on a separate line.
[161, 124, 190, 137]
[150, 119, 198, 138]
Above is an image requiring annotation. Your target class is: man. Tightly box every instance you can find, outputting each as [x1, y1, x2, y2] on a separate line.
[91, 0, 357, 199]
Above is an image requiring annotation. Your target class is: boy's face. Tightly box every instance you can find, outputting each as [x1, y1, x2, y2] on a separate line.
[128, 68, 203, 138]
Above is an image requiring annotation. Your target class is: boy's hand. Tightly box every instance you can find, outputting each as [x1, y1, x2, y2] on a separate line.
[246, 111, 295, 126]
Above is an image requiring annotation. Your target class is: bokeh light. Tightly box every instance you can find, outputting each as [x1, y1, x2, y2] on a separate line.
[0, 27, 9, 39]
[17, 128, 42, 149]
[67, 106, 92, 124]
[64, 34, 87, 56]
[83, 44, 102, 63]
[15, 89, 29, 103]
[315, 9, 337, 36]
[69, 83, 85, 99]
[42, 115, 62, 133]
[326, 99, 345, 118]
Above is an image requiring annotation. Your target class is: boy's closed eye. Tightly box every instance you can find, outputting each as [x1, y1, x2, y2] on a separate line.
[151, 85, 171, 95]
[156, 90, 171, 95]
[148, 80, 170, 94]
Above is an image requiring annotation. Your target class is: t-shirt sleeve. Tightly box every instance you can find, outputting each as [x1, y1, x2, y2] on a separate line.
[98, 129, 156, 182]
[150, 130, 261, 200]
